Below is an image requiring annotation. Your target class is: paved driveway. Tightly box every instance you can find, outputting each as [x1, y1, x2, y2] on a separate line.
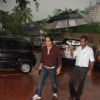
[0, 53, 100, 100]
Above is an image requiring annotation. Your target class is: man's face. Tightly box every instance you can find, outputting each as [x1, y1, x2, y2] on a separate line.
[80, 38, 87, 47]
[45, 37, 52, 47]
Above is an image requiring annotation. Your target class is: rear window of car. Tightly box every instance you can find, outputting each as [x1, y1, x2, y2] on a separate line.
[0, 38, 4, 49]
[18, 40, 32, 50]
[0, 37, 32, 51]
[0, 38, 17, 50]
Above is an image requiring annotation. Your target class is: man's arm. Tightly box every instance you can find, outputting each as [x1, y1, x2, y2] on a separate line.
[56, 47, 62, 75]
[39, 47, 44, 70]
[87, 48, 95, 76]
[39, 63, 43, 70]
[56, 47, 62, 68]
[87, 61, 95, 76]
[70, 46, 77, 58]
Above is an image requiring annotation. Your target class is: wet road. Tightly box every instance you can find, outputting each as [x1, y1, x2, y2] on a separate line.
[0, 53, 100, 100]
[0, 68, 100, 100]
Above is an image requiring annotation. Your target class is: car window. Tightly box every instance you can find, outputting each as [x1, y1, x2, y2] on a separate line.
[0, 38, 4, 49]
[3, 39, 19, 50]
[18, 41, 32, 50]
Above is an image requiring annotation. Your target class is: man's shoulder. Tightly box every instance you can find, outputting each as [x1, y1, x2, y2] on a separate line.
[86, 46, 93, 50]
[85, 46, 94, 53]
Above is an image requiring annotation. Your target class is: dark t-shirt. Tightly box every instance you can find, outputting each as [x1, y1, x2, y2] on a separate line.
[40, 45, 62, 67]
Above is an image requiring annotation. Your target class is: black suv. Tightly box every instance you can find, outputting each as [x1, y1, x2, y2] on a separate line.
[0, 35, 36, 73]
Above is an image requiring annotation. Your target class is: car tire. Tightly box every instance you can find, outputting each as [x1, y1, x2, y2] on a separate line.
[19, 62, 32, 74]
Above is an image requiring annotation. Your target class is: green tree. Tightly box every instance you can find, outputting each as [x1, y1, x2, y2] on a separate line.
[0, 9, 32, 36]
[70, 22, 100, 33]
[48, 8, 62, 20]
[1, 11, 24, 35]
[65, 8, 73, 12]
[52, 8, 62, 16]
[12, 6, 33, 24]
[2, 0, 39, 11]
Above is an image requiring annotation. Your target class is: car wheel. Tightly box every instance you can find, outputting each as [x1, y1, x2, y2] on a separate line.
[20, 63, 32, 74]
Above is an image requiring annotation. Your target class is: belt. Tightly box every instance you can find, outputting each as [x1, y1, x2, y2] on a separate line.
[76, 66, 88, 68]
[43, 65, 55, 69]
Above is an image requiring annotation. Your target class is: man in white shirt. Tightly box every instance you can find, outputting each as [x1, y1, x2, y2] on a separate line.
[69, 36, 95, 100]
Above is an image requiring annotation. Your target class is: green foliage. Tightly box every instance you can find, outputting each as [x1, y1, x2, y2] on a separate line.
[48, 8, 62, 20]
[1, 0, 39, 36]
[12, 7, 33, 24]
[0, 6, 33, 36]
[71, 22, 100, 33]
[1, 11, 24, 36]
[2, 0, 39, 11]
[47, 28, 65, 35]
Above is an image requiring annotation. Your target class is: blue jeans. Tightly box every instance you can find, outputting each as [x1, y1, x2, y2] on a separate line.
[35, 67, 57, 96]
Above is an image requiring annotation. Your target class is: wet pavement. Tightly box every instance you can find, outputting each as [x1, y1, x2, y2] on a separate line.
[0, 53, 100, 100]
[0, 68, 100, 100]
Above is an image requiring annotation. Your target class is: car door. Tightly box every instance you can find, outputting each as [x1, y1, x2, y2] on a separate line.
[1, 38, 19, 68]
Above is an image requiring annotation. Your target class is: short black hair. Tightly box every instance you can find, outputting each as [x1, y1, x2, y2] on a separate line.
[80, 35, 88, 41]
[44, 35, 53, 42]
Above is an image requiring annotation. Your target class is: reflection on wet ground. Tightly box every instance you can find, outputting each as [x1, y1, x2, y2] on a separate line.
[0, 70, 34, 100]
[0, 68, 100, 100]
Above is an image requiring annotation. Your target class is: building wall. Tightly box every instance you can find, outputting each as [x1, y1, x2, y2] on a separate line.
[88, 3, 100, 22]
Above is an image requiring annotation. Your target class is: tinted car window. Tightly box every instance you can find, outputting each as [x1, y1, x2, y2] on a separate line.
[2, 39, 19, 50]
[0, 38, 4, 49]
[18, 40, 32, 50]
[5, 39, 18, 50]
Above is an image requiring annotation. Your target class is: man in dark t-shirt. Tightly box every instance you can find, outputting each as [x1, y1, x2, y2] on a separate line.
[32, 35, 62, 100]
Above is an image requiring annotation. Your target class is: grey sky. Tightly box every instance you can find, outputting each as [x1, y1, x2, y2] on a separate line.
[0, 0, 98, 21]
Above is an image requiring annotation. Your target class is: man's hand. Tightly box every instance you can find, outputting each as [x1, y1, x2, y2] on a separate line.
[38, 63, 42, 70]
[39, 66, 42, 70]
[87, 61, 94, 77]
[87, 70, 92, 77]
[56, 67, 61, 75]
[38, 64, 42, 75]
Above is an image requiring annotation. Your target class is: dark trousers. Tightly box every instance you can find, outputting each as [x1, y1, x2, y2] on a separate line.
[69, 66, 88, 99]
[35, 67, 57, 96]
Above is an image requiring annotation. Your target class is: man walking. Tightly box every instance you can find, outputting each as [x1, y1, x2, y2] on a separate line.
[69, 36, 95, 100]
[32, 35, 62, 100]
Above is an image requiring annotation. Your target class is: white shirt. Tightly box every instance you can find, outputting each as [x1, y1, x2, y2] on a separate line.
[74, 45, 95, 67]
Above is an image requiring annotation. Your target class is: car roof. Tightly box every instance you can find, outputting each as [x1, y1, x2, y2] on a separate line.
[0, 35, 27, 42]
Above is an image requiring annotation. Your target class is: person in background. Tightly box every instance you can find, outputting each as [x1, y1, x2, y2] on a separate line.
[69, 36, 95, 100]
[32, 35, 62, 100]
